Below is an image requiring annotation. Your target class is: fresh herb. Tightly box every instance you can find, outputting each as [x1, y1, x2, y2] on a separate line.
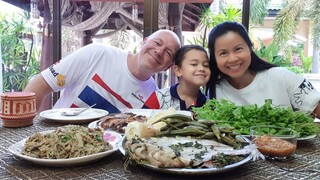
[194, 150, 206, 161]
[192, 99, 320, 137]
[194, 141, 203, 149]
[96, 135, 102, 142]
[211, 153, 244, 168]
[61, 134, 72, 143]
[170, 142, 195, 157]
[170, 144, 183, 157]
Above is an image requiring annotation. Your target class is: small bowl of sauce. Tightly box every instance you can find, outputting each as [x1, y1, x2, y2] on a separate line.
[250, 126, 297, 160]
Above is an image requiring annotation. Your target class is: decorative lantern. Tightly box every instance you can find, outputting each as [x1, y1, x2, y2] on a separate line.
[30, 0, 40, 19]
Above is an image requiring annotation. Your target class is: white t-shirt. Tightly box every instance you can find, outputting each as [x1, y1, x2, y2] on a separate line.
[41, 44, 157, 113]
[216, 67, 320, 113]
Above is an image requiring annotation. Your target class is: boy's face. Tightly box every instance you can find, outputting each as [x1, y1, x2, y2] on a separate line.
[174, 49, 210, 87]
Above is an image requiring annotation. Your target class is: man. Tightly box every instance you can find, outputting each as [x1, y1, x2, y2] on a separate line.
[24, 30, 181, 113]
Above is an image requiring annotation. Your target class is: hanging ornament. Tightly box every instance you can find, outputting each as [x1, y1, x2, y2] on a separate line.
[132, 3, 138, 23]
[30, 0, 40, 19]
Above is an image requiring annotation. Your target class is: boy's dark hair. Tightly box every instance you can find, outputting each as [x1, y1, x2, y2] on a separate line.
[174, 44, 208, 67]
[206, 21, 276, 99]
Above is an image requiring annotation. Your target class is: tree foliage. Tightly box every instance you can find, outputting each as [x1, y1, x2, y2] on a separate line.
[0, 11, 40, 92]
[272, 0, 306, 48]
[272, 0, 320, 73]
[250, 0, 271, 25]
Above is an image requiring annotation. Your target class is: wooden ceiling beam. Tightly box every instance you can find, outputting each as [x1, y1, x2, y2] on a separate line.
[182, 14, 198, 25]
[185, 3, 203, 13]
[71, 0, 213, 3]
[183, 8, 199, 20]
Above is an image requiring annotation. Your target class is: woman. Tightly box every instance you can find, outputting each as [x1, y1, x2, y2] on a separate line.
[206, 21, 320, 118]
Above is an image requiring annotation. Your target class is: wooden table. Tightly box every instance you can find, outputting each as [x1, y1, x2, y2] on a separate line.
[1, 116, 320, 179]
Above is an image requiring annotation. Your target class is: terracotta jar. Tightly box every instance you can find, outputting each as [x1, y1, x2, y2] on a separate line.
[0, 92, 36, 127]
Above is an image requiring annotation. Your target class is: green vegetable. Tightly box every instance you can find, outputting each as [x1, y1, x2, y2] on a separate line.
[192, 99, 320, 138]
[61, 134, 72, 143]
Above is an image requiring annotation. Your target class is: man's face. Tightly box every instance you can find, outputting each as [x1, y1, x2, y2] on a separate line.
[138, 31, 181, 73]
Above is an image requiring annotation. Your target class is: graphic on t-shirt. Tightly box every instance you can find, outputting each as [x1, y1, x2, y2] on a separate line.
[56, 74, 66, 87]
[92, 74, 133, 108]
[293, 79, 314, 106]
[78, 86, 120, 113]
[143, 88, 179, 109]
[143, 92, 160, 109]
[75, 74, 133, 113]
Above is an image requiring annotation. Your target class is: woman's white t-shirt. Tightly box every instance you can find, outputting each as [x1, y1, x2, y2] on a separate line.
[216, 67, 320, 113]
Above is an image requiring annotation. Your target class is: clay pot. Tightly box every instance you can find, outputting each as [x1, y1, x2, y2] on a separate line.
[0, 92, 36, 128]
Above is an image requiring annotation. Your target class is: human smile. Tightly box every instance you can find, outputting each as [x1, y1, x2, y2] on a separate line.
[195, 73, 207, 77]
[148, 51, 161, 64]
[228, 64, 241, 70]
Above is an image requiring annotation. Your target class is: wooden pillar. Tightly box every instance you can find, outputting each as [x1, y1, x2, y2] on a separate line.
[143, 0, 159, 38]
[168, 3, 182, 41]
[242, 0, 250, 32]
[82, 30, 93, 46]
[168, 3, 182, 86]
[39, 0, 52, 111]
[52, 0, 61, 106]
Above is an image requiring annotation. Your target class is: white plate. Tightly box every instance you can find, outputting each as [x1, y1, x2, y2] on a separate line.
[123, 109, 192, 117]
[297, 134, 317, 141]
[8, 130, 121, 166]
[243, 134, 317, 141]
[39, 108, 109, 123]
[88, 119, 101, 129]
[140, 155, 252, 175]
[118, 137, 252, 175]
[88, 109, 193, 132]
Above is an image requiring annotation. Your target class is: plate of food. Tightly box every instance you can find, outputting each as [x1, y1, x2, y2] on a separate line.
[122, 109, 192, 117]
[192, 99, 320, 142]
[88, 109, 192, 134]
[242, 134, 317, 141]
[119, 136, 255, 175]
[39, 108, 109, 123]
[119, 113, 262, 175]
[8, 125, 121, 166]
[297, 134, 317, 141]
[88, 112, 148, 134]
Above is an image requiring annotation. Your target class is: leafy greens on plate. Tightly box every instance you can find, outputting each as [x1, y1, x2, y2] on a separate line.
[192, 99, 320, 138]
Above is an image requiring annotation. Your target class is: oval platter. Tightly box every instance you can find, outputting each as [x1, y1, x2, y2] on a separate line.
[8, 130, 121, 166]
[118, 136, 253, 175]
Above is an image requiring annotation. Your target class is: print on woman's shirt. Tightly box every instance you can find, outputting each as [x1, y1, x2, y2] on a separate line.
[293, 79, 315, 106]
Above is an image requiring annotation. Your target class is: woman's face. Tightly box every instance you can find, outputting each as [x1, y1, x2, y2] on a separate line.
[214, 31, 252, 80]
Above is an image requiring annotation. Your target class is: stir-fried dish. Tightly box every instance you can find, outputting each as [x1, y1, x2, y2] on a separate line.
[22, 125, 112, 159]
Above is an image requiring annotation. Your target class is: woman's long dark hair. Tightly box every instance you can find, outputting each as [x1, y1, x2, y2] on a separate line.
[206, 21, 277, 99]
